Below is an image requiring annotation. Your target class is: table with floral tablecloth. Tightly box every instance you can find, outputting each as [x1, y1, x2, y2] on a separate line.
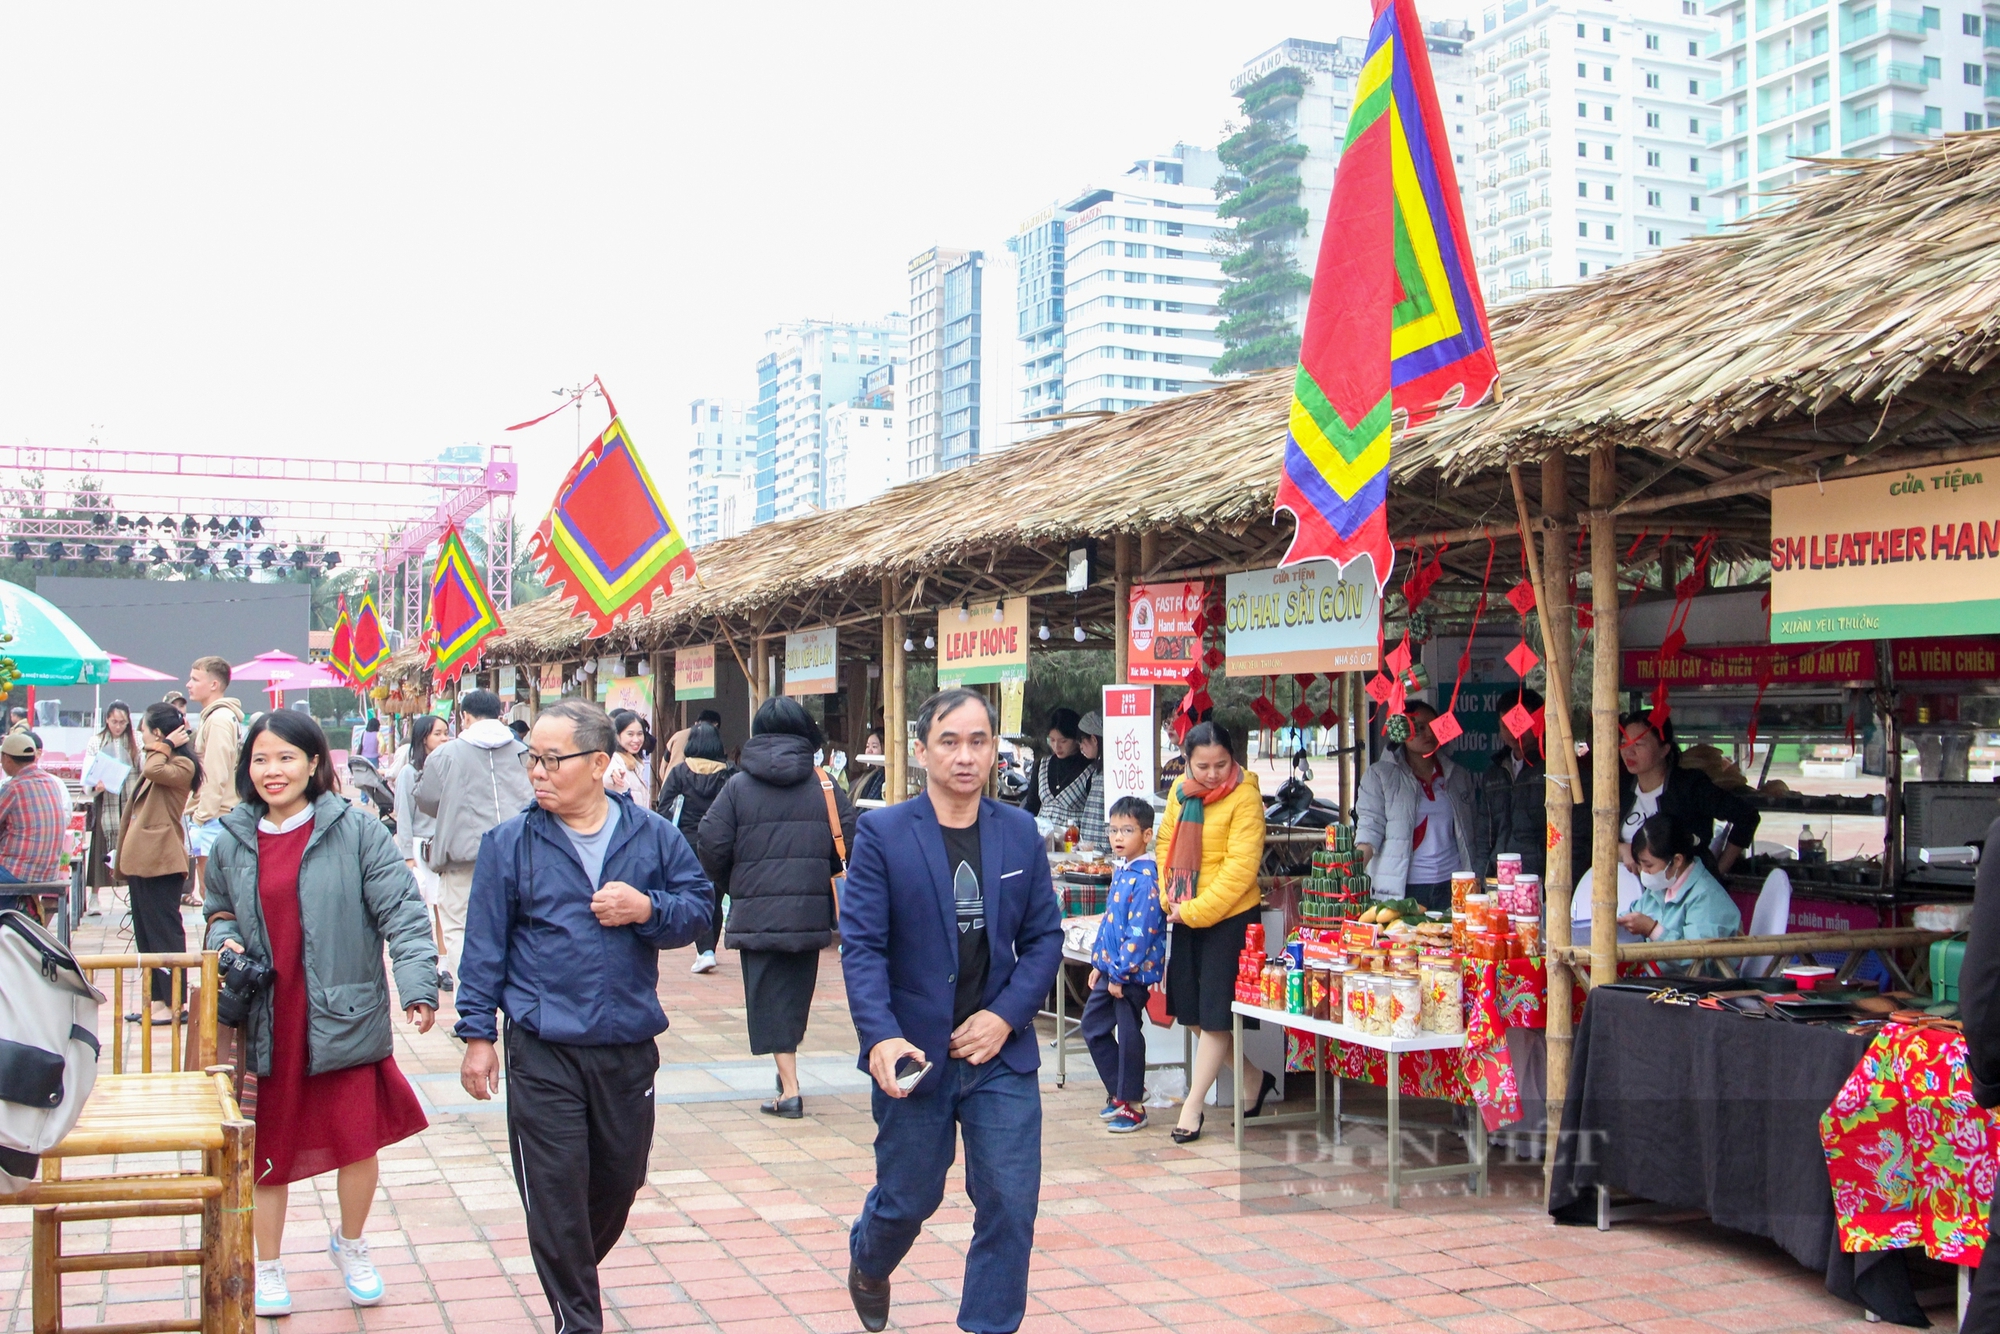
[1821, 1021, 1997, 1266]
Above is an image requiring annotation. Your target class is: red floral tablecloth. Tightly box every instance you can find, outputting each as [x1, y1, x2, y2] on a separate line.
[1821, 1022, 1998, 1265]
[1283, 1029, 1473, 1104]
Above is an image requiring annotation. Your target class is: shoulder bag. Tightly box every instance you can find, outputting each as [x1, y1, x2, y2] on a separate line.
[814, 767, 847, 925]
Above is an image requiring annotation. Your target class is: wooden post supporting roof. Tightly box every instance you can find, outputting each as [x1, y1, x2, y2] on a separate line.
[883, 577, 907, 805]
[1113, 534, 1132, 685]
[1589, 445, 1622, 987]
[1538, 452, 1576, 1186]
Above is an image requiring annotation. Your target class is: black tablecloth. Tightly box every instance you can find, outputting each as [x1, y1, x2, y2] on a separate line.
[1548, 987, 1927, 1326]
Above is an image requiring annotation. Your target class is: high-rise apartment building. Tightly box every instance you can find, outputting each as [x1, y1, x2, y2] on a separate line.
[826, 362, 899, 510]
[1468, 0, 1720, 304]
[1060, 148, 1230, 416]
[683, 396, 753, 548]
[1214, 34, 1476, 375]
[1006, 206, 1069, 435]
[1707, 0, 1991, 219]
[1002, 147, 1231, 433]
[905, 248, 983, 478]
[752, 316, 908, 524]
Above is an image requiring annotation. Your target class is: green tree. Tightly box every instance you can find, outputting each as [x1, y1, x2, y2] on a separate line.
[1210, 67, 1313, 378]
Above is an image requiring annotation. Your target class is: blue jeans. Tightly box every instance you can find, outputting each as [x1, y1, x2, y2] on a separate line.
[1080, 977, 1149, 1104]
[850, 1056, 1040, 1334]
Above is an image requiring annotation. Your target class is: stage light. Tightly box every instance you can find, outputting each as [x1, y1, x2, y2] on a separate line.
[259, 547, 276, 569]
[114, 515, 131, 531]
[290, 550, 310, 571]
[115, 544, 133, 564]
[322, 550, 341, 568]
[150, 544, 169, 563]
[187, 547, 208, 566]
[179, 517, 197, 538]
[224, 547, 243, 568]
[133, 517, 150, 534]
[204, 517, 222, 536]
[246, 518, 264, 539]
[45, 541, 66, 561]
[78, 543, 101, 562]
[224, 518, 243, 538]
[9, 540, 29, 561]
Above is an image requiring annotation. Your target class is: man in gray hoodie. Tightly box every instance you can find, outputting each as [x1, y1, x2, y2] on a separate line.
[417, 688, 534, 991]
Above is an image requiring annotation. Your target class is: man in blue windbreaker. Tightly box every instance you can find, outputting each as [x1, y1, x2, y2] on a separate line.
[455, 700, 712, 1334]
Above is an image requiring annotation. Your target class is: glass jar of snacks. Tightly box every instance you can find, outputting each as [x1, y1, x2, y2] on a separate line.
[1389, 975, 1421, 1039]
[1344, 969, 1371, 1029]
[1512, 915, 1541, 955]
[1421, 962, 1464, 1034]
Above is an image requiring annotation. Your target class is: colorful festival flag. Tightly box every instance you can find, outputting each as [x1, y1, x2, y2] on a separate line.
[348, 595, 390, 686]
[530, 416, 696, 638]
[1274, 0, 1497, 589]
[329, 598, 354, 686]
[427, 525, 502, 684]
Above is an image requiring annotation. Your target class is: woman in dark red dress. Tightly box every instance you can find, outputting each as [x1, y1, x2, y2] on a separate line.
[201, 711, 438, 1319]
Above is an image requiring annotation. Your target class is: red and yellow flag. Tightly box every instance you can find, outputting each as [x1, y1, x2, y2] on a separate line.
[1275, 0, 1497, 590]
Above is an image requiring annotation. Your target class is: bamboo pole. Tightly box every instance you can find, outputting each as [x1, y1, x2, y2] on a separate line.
[1537, 453, 1576, 1189]
[214, 1118, 255, 1334]
[884, 578, 907, 805]
[1589, 445, 1622, 987]
[31, 1207, 56, 1334]
[1550, 926, 1951, 966]
[1507, 464, 1581, 800]
[1113, 534, 1132, 685]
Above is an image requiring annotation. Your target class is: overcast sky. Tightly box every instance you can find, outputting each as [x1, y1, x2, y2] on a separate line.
[0, 1, 1475, 545]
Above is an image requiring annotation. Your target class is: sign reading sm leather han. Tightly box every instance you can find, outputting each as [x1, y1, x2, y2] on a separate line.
[1770, 457, 2000, 641]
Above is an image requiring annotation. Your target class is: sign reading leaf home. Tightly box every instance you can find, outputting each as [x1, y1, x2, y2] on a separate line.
[936, 598, 1029, 688]
[783, 628, 838, 696]
[1770, 456, 2000, 641]
[1224, 557, 1380, 675]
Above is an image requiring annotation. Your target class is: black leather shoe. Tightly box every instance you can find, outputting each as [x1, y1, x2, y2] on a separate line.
[761, 1095, 804, 1119]
[849, 1264, 890, 1332]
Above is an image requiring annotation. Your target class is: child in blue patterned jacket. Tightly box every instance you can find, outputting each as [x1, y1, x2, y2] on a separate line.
[1086, 796, 1167, 1132]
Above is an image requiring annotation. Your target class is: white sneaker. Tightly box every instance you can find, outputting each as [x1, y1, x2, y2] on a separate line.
[691, 951, 717, 974]
[254, 1259, 292, 1317]
[327, 1232, 385, 1306]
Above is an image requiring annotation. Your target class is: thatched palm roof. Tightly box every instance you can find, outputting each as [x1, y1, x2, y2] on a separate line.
[390, 132, 2000, 678]
[1417, 130, 2000, 485]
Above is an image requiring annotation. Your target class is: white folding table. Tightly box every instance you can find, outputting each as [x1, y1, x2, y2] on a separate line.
[1230, 1000, 1488, 1207]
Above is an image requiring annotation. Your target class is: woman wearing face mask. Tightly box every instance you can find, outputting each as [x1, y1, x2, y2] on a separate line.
[1618, 812, 1742, 968]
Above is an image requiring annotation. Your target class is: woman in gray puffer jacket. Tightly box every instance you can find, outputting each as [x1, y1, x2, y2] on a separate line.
[698, 697, 855, 1119]
[202, 710, 437, 1318]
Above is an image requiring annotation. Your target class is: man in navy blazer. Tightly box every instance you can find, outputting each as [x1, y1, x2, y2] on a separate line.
[841, 688, 1063, 1334]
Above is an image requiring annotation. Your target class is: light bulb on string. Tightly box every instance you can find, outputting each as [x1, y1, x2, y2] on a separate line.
[923, 632, 935, 650]
[1038, 621, 1050, 641]
[903, 636, 914, 653]
[991, 602, 1004, 622]
[1072, 620, 1085, 643]
[958, 598, 970, 622]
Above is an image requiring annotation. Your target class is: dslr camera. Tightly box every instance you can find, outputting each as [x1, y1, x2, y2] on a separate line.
[214, 948, 274, 1029]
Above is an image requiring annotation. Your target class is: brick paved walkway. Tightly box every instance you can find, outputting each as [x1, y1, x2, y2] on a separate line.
[0, 893, 1924, 1334]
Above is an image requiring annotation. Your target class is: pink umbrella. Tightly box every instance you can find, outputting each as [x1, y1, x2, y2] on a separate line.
[229, 651, 346, 690]
[107, 655, 174, 682]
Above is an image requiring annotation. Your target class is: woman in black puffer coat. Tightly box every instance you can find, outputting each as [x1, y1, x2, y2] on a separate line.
[656, 723, 736, 975]
[697, 697, 856, 1118]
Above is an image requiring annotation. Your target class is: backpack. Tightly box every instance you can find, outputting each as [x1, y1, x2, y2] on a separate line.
[0, 910, 104, 1192]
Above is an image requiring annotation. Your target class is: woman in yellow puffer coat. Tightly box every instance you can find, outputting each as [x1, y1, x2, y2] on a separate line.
[1155, 721, 1265, 1142]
